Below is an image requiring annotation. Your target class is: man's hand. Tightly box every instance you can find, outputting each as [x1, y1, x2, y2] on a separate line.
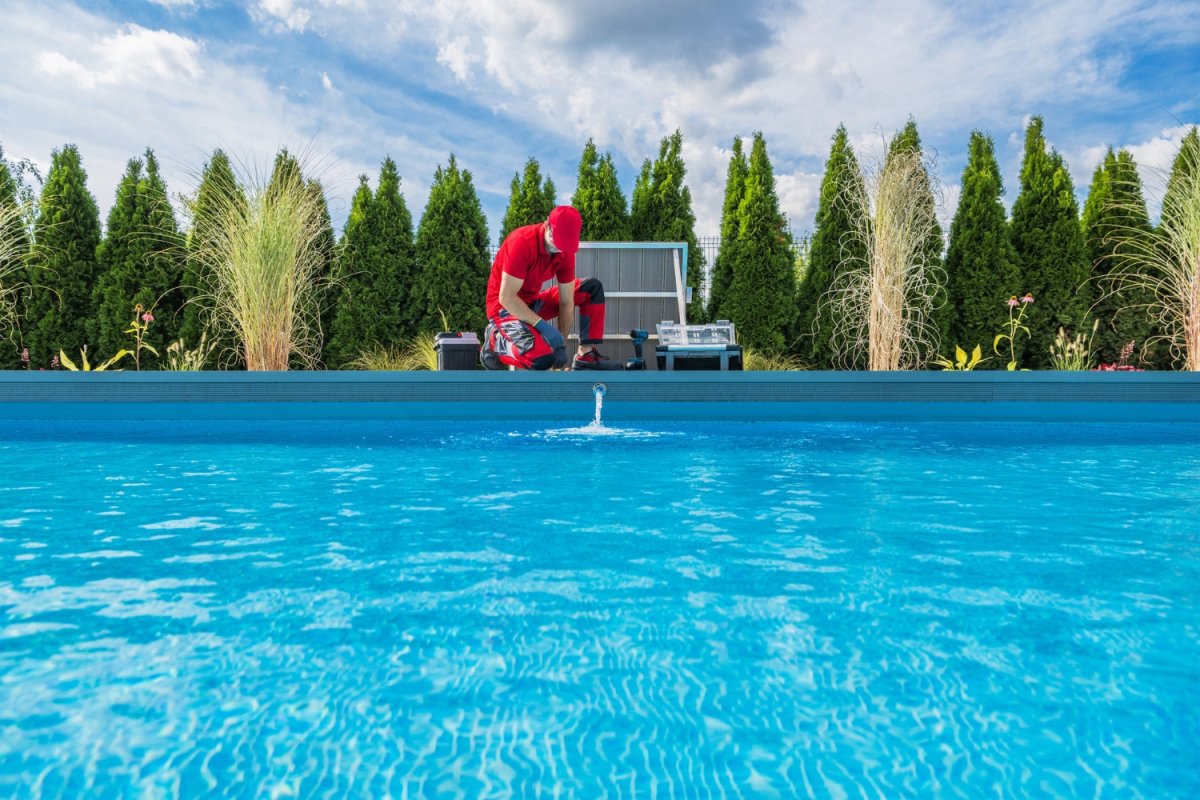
[535, 320, 569, 368]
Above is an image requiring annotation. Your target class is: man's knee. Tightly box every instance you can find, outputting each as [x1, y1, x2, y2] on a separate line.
[528, 353, 556, 371]
[579, 276, 605, 305]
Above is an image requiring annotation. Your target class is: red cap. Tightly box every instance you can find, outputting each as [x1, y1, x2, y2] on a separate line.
[547, 205, 582, 254]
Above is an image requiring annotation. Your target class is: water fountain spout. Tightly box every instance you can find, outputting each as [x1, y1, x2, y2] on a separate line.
[592, 383, 607, 426]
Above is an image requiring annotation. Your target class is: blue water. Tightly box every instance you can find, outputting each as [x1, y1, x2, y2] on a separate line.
[1, 419, 1198, 799]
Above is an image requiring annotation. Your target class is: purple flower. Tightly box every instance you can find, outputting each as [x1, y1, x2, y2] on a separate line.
[141, 312, 154, 323]
[1020, 293, 1034, 305]
[1007, 296, 1019, 308]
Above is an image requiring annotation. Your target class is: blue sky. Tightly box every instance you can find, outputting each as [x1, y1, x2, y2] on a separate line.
[3, 0, 1199, 241]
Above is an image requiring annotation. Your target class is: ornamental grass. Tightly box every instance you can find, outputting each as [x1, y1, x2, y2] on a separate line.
[826, 145, 944, 370]
[187, 160, 332, 370]
[0, 201, 29, 340]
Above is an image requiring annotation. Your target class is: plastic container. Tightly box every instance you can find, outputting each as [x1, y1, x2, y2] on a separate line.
[655, 320, 737, 346]
[434, 332, 480, 371]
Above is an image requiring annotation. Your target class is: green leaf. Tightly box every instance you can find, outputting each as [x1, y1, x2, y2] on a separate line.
[94, 349, 132, 371]
[58, 349, 78, 371]
[993, 334, 1007, 354]
[1007, 361, 1017, 371]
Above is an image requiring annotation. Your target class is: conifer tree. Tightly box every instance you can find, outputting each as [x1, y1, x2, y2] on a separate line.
[707, 136, 748, 321]
[797, 125, 867, 368]
[414, 155, 490, 334]
[724, 132, 794, 352]
[944, 131, 1020, 364]
[180, 149, 240, 357]
[630, 159, 653, 240]
[0, 148, 32, 367]
[1082, 148, 1156, 366]
[25, 144, 102, 367]
[885, 119, 947, 354]
[1161, 128, 1200, 239]
[628, 130, 705, 321]
[571, 140, 632, 241]
[309, 178, 338, 364]
[93, 149, 186, 365]
[500, 158, 556, 241]
[1010, 117, 1091, 369]
[326, 158, 418, 367]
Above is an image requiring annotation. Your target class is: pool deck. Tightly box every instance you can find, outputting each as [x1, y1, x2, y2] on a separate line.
[1, 371, 1199, 422]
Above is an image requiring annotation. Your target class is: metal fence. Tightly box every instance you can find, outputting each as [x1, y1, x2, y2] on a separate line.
[488, 229, 809, 311]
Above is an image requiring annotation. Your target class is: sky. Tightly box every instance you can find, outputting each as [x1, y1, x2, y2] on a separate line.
[2, 0, 1199, 243]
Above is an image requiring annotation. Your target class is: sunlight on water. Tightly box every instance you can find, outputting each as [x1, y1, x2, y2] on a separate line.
[0, 420, 1197, 798]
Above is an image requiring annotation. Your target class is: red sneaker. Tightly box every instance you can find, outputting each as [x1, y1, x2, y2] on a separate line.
[573, 347, 621, 370]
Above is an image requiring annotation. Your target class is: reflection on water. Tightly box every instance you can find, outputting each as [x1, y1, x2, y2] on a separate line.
[1, 421, 1198, 798]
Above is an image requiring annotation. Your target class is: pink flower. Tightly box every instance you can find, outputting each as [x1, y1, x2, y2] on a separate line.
[141, 312, 154, 323]
[1007, 296, 1019, 308]
[1020, 294, 1034, 304]
[20, 348, 29, 364]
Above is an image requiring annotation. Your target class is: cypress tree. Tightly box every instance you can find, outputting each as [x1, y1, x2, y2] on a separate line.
[1082, 148, 1156, 366]
[180, 149, 239, 357]
[500, 158, 556, 241]
[630, 159, 653, 240]
[571, 140, 632, 241]
[943, 131, 1020, 364]
[798, 125, 868, 369]
[326, 178, 373, 366]
[414, 155, 490, 334]
[326, 158, 417, 367]
[1010, 116, 1091, 369]
[628, 130, 705, 322]
[25, 144, 102, 367]
[93, 149, 185, 365]
[1012, 117, 1089, 367]
[724, 132, 794, 353]
[885, 119, 947, 356]
[707, 136, 748, 322]
[309, 178, 338, 365]
[1161, 128, 1200, 238]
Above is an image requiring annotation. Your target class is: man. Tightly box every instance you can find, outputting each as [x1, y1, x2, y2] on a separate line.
[482, 205, 615, 370]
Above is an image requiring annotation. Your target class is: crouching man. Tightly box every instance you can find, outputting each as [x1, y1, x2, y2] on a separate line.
[481, 205, 615, 370]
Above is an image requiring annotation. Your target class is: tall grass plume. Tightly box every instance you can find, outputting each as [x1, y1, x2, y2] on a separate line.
[823, 145, 945, 370]
[187, 157, 333, 370]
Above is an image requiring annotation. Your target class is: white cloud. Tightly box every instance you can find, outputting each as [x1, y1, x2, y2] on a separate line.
[250, 0, 1200, 232]
[6, 0, 1200, 242]
[36, 24, 202, 89]
[258, 0, 311, 32]
[3, 4, 326, 225]
[435, 36, 474, 83]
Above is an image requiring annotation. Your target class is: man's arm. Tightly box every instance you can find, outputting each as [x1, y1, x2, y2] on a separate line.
[557, 282, 575, 352]
[498, 272, 541, 326]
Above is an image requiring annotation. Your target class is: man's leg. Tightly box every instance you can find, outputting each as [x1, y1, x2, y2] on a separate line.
[535, 277, 607, 348]
[487, 308, 557, 370]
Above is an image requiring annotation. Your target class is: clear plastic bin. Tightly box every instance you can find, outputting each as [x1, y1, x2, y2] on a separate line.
[655, 320, 737, 346]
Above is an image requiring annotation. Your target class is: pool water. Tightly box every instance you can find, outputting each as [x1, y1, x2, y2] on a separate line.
[1, 420, 1197, 798]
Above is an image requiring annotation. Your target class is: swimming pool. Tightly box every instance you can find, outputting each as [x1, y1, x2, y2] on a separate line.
[1, 418, 1197, 798]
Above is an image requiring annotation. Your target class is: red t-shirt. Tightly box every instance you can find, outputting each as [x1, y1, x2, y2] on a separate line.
[485, 223, 576, 320]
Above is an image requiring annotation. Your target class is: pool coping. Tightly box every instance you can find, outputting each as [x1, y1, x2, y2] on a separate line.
[1, 371, 1198, 421]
